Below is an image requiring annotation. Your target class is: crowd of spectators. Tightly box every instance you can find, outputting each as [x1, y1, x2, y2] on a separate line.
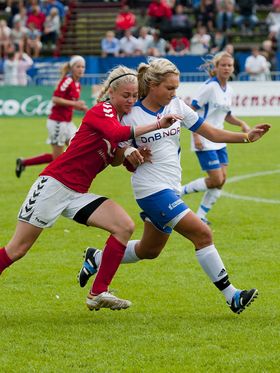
[99, 0, 278, 79]
[0, 0, 66, 84]
[0, 0, 279, 84]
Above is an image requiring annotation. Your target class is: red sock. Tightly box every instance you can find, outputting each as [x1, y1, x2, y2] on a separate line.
[0, 247, 13, 274]
[91, 235, 126, 295]
[23, 153, 53, 167]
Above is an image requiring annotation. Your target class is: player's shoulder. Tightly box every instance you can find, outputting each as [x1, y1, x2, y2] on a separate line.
[89, 101, 116, 118]
[58, 76, 74, 91]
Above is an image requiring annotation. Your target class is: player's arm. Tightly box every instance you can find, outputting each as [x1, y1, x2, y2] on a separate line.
[190, 104, 204, 150]
[225, 113, 250, 133]
[196, 121, 270, 143]
[52, 96, 87, 111]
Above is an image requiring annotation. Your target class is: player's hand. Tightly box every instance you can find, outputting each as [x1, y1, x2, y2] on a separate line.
[75, 100, 88, 111]
[138, 146, 152, 163]
[248, 124, 271, 142]
[159, 114, 184, 128]
[125, 148, 144, 168]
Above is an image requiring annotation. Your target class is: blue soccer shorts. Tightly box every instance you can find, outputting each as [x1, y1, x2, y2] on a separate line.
[136, 189, 190, 234]
[196, 146, 229, 171]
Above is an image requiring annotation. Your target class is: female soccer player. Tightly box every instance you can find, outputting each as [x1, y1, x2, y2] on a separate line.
[0, 65, 181, 311]
[15, 55, 88, 178]
[79, 58, 270, 315]
[181, 51, 251, 224]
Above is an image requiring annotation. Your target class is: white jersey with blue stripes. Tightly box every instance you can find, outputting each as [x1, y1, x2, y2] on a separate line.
[191, 76, 234, 151]
[121, 96, 204, 199]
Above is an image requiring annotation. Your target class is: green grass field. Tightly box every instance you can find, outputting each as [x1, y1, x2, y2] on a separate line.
[0, 116, 279, 372]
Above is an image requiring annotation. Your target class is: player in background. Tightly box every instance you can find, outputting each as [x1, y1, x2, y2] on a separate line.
[78, 58, 270, 314]
[0, 65, 182, 311]
[180, 51, 251, 224]
[15, 55, 88, 178]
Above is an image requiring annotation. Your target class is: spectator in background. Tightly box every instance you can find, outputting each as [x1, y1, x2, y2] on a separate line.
[235, 0, 258, 33]
[5, 0, 25, 28]
[146, 28, 167, 56]
[224, 43, 241, 77]
[41, 6, 60, 50]
[115, 5, 136, 38]
[170, 3, 192, 39]
[197, 0, 216, 31]
[245, 47, 270, 81]
[136, 26, 153, 55]
[27, 4, 46, 31]
[190, 25, 211, 55]
[101, 30, 120, 57]
[216, 0, 235, 31]
[3, 49, 18, 85]
[0, 19, 11, 57]
[26, 21, 42, 57]
[168, 32, 190, 55]
[210, 30, 227, 53]
[261, 39, 277, 74]
[147, 0, 172, 32]
[266, 4, 280, 39]
[10, 18, 26, 53]
[41, 0, 65, 21]
[15, 51, 33, 85]
[119, 28, 140, 56]
[12, 6, 28, 30]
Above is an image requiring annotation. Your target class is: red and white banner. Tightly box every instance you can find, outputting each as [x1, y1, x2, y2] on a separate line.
[177, 81, 280, 116]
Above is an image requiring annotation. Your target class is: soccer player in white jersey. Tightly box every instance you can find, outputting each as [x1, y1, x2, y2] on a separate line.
[78, 58, 270, 314]
[181, 51, 251, 224]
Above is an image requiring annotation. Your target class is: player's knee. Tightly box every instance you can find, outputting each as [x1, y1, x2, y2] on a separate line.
[194, 225, 212, 248]
[115, 218, 135, 241]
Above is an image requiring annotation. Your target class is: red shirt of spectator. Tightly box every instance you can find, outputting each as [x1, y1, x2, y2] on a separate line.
[27, 5, 46, 31]
[170, 36, 190, 51]
[147, 0, 172, 20]
[115, 5, 136, 31]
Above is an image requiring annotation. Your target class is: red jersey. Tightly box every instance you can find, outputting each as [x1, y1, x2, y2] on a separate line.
[41, 102, 132, 193]
[49, 76, 81, 122]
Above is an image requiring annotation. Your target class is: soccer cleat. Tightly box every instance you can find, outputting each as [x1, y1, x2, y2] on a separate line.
[201, 217, 211, 225]
[228, 288, 258, 314]
[78, 247, 100, 288]
[15, 158, 25, 178]
[86, 291, 132, 311]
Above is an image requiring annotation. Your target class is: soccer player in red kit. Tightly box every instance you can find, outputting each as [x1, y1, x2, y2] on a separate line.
[15, 55, 88, 178]
[1, 65, 182, 311]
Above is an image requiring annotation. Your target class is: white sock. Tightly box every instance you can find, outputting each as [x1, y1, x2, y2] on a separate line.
[121, 240, 141, 263]
[196, 244, 237, 303]
[94, 240, 141, 267]
[181, 177, 207, 195]
[197, 188, 222, 219]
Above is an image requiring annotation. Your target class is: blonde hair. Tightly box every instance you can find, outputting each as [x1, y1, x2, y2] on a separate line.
[200, 52, 234, 77]
[97, 65, 137, 102]
[137, 58, 180, 98]
[59, 55, 85, 79]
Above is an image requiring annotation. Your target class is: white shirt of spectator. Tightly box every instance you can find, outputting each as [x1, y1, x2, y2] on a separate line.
[245, 54, 269, 81]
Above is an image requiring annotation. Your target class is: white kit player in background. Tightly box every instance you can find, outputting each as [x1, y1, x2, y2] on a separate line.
[78, 58, 270, 315]
[181, 51, 251, 225]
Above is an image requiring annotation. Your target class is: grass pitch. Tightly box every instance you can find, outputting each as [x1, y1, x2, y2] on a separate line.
[0, 116, 279, 372]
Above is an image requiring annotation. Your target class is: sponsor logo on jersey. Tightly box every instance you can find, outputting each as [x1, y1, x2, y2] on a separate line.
[140, 126, 180, 143]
